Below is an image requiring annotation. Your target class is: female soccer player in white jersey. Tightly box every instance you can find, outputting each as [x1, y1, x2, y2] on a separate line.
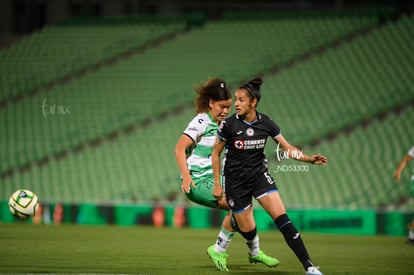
[175, 78, 278, 272]
[212, 77, 327, 275]
[394, 146, 414, 245]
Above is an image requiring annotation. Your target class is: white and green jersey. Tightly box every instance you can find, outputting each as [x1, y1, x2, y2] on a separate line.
[407, 146, 414, 197]
[408, 146, 414, 181]
[183, 112, 218, 178]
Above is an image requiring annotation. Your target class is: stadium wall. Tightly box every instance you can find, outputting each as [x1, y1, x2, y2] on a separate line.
[0, 201, 412, 237]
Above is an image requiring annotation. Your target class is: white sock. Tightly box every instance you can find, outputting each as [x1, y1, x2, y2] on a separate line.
[246, 234, 260, 256]
[215, 227, 234, 253]
[409, 229, 414, 240]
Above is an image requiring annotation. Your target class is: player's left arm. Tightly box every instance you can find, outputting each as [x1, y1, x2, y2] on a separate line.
[274, 134, 327, 165]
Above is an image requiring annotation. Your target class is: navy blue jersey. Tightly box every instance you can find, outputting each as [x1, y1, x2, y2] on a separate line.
[217, 112, 281, 180]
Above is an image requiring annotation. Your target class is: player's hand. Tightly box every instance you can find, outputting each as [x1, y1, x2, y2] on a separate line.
[310, 154, 328, 165]
[181, 176, 195, 193]
[213, 185, 224, 200]
[394, 171, 401, 181]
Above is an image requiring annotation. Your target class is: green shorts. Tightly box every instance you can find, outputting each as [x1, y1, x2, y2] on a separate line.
[185, 174, 218, 208]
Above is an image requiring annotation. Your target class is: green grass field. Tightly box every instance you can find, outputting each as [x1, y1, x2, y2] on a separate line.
[0, 223, 412, 274]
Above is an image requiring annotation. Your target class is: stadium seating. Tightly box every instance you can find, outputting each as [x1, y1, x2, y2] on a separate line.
[2, 11, 413, 212]
[0, 21, 187, 101]
[0, 12, 380, 174]
[259, 14, 414, 146]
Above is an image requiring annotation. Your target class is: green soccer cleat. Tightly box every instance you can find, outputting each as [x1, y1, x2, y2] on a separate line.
[207, 245, 229, 272]
[248, 250, 279, 267]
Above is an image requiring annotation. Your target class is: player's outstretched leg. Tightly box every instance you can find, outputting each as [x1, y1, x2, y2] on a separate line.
[275, 214, 323, 275]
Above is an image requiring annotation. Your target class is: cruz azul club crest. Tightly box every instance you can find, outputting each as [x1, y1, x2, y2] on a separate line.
[233, 128, 265, 150]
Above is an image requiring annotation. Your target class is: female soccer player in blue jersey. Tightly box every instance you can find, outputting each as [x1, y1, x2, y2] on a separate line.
[212, 77, 327, 275]
[175, 78, 278, 272]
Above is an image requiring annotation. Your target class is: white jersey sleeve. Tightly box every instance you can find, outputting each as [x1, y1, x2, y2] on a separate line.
[183, 113, 209, 142]
[408, 146, 414, 159]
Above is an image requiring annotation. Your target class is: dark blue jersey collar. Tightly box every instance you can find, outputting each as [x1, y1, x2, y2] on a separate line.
[235, 112, 262, 126]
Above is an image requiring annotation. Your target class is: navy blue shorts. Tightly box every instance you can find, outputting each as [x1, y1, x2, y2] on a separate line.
[223, 171, 278, 213]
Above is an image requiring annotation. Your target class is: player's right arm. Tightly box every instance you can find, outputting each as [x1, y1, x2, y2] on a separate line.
[174, 134, 196, 193]
[212, 136, 226, 200]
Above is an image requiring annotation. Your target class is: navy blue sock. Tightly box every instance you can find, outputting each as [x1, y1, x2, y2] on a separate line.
[275, 214, 313, 270]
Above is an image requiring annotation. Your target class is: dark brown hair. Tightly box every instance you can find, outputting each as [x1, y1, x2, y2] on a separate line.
[194, 78, 231, 113]
[240, 77, 263, 104]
